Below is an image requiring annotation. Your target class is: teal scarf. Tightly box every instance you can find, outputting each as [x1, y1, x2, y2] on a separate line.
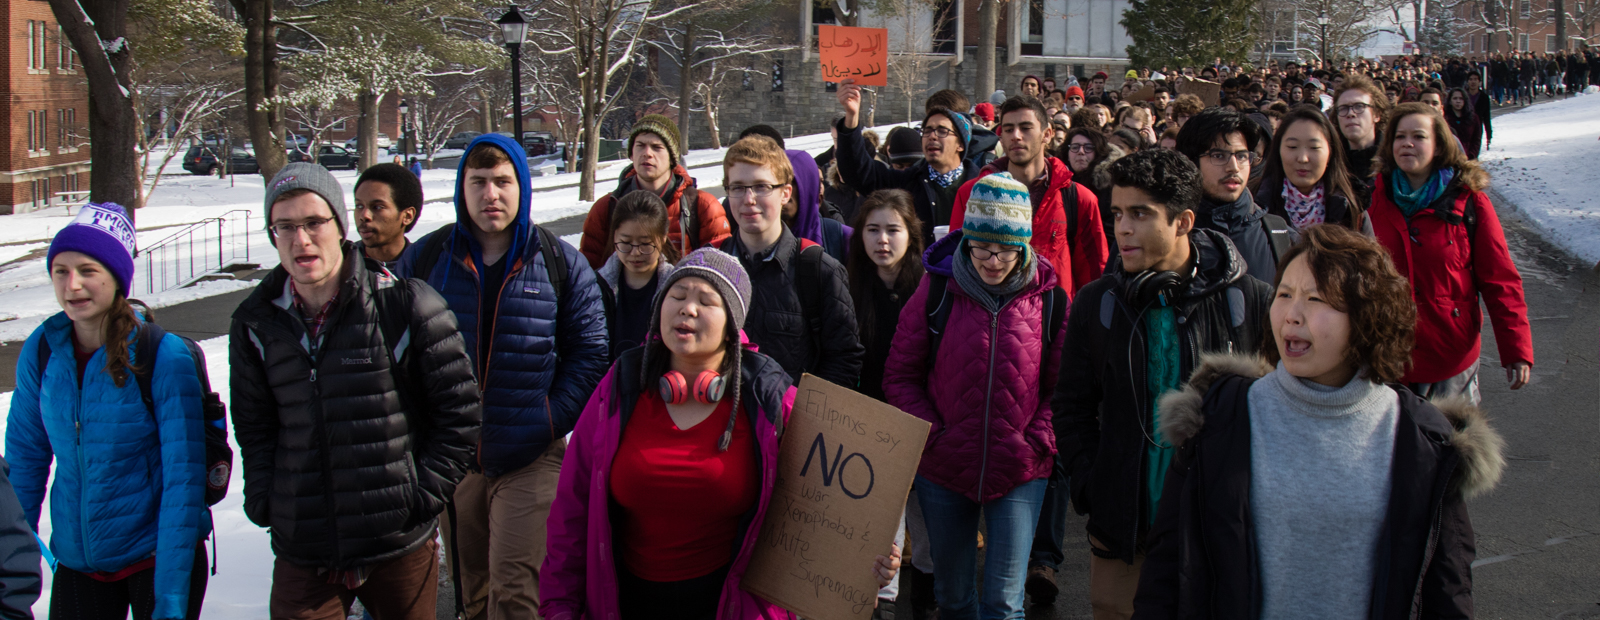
[1389, 168, 1455, 218]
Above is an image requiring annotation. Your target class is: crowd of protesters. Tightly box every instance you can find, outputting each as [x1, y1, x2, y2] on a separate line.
[1, 46, 1556, 620]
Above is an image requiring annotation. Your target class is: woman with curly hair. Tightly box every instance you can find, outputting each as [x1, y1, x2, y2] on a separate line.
[1370, 103, 1532, 403]
[1133, 224, 1505, 619]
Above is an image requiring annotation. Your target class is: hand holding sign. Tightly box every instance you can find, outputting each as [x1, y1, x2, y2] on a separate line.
[819, 25, 889, 87]
[837, 78, 864, 129]
[742, 375, 929, 619]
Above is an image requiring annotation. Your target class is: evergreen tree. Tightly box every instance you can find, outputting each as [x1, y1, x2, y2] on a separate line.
[1122, 0, 1260, 69]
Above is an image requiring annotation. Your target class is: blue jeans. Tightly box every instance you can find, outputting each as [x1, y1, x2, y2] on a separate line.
[916, 476, 1048, 620]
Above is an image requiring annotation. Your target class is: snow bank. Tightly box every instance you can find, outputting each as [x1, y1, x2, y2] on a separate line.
[1479, 95, 1600, 265]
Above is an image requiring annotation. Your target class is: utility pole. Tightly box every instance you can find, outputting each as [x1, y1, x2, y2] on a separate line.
[1556, 0, 1566, 52]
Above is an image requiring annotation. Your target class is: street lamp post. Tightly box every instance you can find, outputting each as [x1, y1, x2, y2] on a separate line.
[398, 99, 410, 164]
[498, 5, 529, 146]
[1318, 10, 1329, 68]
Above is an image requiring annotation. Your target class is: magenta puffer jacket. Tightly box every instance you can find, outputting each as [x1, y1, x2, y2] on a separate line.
[883, 232, 1067, 504]
[539, 345, 798, 620]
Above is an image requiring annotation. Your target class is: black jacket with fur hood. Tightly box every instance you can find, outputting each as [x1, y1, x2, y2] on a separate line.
[1132, 354, 1505, 620]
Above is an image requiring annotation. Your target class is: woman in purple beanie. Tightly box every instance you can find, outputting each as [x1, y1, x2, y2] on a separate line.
[6, 203, 211, 619]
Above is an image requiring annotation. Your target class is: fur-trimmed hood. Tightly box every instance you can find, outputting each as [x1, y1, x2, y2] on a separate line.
[1156, 352, 1505, 499]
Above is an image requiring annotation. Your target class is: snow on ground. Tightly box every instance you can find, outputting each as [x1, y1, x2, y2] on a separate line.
[1479, 93, 1600, 266]
[0, 125, 888, 340]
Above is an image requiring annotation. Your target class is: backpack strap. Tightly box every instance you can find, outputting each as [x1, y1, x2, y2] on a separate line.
[1041, 286, 1067, 387]
[796, 242, 825, 339]
[1262, 213, 1292, 263]
[535, 224, 568, 302]
[34, 335, 51, 384]
[133, 322, 166, 415]
[1061, 183, 1080, 253]
[821, 219, 848, 262]
[412, 224, 455, 282]
[371, 275, 415, 367]
[923, 275, 953, 360]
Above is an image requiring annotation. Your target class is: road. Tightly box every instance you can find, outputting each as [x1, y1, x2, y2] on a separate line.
[0, 99, 1594, 619]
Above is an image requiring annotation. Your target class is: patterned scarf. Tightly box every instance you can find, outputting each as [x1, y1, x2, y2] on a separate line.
[1281, 180, 1326, 231]
[928, 166, 964, 188]
[1389, 168, 1456, 218]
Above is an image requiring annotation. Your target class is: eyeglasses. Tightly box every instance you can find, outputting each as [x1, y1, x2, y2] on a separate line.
[1335, 102, 1373, 117]
[967, 245, 1022, 263]
[919, 126, 956, 139]
[725, 183, 787, 198]
[614, 241, 659, 256]
[270, 217, 335, 239]
[1202, 149, 1259, 166]
[1065, 144, 1096, 154]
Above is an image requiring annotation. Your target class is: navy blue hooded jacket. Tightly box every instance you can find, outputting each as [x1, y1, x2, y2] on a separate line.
[399, 133, 609, 477]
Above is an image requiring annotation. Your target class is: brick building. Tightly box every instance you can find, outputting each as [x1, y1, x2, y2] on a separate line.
[1, 0, 90, 215]
[1453, 0, 1598, 56]
[660, 0, 1137, 149]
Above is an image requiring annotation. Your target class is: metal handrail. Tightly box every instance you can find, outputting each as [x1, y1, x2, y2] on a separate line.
[135, 209, 253, 295]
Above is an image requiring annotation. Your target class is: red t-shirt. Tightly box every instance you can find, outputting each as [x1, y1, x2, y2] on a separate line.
[609, 391, 758, 582]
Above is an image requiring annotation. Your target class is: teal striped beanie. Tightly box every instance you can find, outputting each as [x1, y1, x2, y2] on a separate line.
[963, 172, 1033, 247]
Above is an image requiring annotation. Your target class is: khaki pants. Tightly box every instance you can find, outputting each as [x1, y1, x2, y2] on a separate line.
[443, 438, 566, 620]
[269, 539, 438, 620]
[1089, 535, 1144, 620]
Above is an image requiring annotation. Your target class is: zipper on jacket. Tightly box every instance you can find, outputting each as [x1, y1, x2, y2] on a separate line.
[1408, 457, 1458, 615]
[976, 311, 1000, 501]
[72, 351, 97, 569]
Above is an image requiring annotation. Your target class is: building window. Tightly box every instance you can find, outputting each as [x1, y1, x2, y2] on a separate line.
[1520, 0, 1531, 18]
[26, 111, 35, 151]
[27, 21, 36, 70]
[57, 26, 75, 70]
[39, 112, 47, 154]
[1546, 34, 1555, 51]
[771, 59, 784, 92]
[1027, 0, 1045, 43]
[1519, 33, 1530, 51]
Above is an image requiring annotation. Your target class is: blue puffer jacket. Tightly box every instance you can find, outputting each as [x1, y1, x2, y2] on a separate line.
[400, 133, 610, 477]
[6, 312, 209, 619]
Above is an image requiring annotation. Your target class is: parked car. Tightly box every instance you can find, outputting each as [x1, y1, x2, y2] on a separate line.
[182, 145, 260, 176]
[315, 145, 358, 170]
[523, 133, 556, 156]
[444, 131, 482, 149]
[285, 134, 309, 149]
[342, 133, 393, 150]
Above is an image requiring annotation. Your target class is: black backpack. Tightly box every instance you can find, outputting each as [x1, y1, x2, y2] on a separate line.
[922, 274, 1068, 386]
[410, 223, 569, 302]
[35, 316, 233, 508]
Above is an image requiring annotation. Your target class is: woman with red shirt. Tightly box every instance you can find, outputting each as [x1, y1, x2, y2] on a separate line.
[540, 248, 901, 620]
[1368, 103, 1533, 403]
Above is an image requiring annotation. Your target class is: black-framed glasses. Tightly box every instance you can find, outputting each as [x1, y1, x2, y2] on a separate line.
[1065, 144, 1096, 154]
[269, 217, 335, 239]
[1336, 102, 1373, 117]
[614, 241, 658, 256]
[1202, 150, 1258, 166]
[967, 245, 1022, 263]
[919, 126, 956, 139]
[725, 183, 787, 198]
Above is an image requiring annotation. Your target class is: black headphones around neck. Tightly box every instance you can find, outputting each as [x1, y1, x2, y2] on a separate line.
[1123, 262, 1196, 310]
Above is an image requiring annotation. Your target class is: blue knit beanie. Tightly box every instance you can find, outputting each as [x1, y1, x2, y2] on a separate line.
[48, 202, 137, 297]
[962, 172, 1033, 247]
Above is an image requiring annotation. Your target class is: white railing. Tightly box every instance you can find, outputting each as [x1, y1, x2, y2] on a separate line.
[135, 210, 253, 295]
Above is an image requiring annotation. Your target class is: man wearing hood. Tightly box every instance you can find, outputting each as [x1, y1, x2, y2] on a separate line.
[578, 114, 731, 269]
[1175, 107, 1283, 283]
[1053, 149, 1272, 619]
[784, 150, 852, 262]
[834, 78, 981, 244]
[948, 95, 1109, 296]
[399, 134, 609, 620]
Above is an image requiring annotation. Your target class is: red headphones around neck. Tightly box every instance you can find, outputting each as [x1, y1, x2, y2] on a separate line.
[659, 370, 727, 405]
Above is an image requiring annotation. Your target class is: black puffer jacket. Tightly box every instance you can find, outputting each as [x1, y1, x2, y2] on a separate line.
[720, 228, 863, 388]
[834, 118, 980, 243]
[1133, 354, 1504, 619]
[1052, 229, 1272, 565]
[230, 244, 481, 569]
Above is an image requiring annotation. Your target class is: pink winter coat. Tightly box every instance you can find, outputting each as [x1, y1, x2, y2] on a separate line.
[882, 232, 1068, 504]
[539, 346, 798, 620]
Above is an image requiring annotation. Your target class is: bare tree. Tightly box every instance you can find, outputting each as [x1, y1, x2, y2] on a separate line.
[412, 74, 483, 164]
[866, 0, 955, 122]
[285, 102, 354, 153]
[529, 0, 703, 200]
[646, 12, 792, 148]
[138, 81, 242, 207]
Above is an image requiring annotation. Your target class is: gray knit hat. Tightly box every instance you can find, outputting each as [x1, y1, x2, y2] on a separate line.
[265, 163, 348, 241]
[644, 247, 753, 451]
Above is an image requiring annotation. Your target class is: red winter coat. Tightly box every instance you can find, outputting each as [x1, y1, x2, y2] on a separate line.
[580, 165, 731, 269]
[882, 232, 1067, 503]
[1369, 173, 1533, 383]
[948, 156, 1107, 297]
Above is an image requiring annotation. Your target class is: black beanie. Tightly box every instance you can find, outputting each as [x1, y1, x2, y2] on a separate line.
[356, 163, 425, 232]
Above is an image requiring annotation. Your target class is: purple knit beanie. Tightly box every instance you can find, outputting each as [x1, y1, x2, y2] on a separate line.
[48, 202, 136, 297]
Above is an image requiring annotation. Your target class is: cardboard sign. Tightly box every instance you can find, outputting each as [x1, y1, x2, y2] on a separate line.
[1176, 77, 1221, 106]
[742, 374, 930, 620]
[818, 25, 889, 86]
[1124, 82, 1156, 103]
